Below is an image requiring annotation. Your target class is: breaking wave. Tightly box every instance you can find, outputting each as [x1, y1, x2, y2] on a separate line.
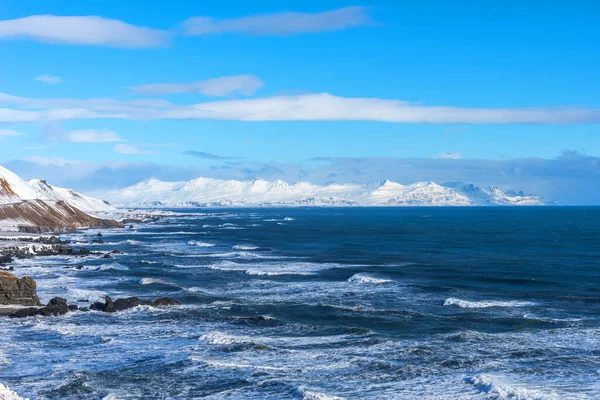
[444, 297, 536, 309]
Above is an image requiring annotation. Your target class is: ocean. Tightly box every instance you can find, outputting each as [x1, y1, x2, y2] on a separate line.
[1, 207, 599, 399]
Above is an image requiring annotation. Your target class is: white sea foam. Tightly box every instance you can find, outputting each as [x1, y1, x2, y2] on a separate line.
[444, 297, 536, 309]
[208, 261, 338, 276]
[187, 240, 215, 247]
[297, 386, 346, 400]
[68, 288, 106, 303]
[347, 273, 393, 284]
[0, 383, 26, 400]
[465, 375, 558, 400]
[139, 278, 174, 286]
[99, 262, 129, 271]
[126, 239, 142, 246]
[232, 244, 259, 250]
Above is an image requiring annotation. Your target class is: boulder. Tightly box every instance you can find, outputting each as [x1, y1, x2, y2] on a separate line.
[0, 271, 41, 306]
[92, 238, 104, 244]
[67, 304, 78, 311]
[111, 250, 123, 255]
[37, 304, 69, 317]
[152, 298, 181, 307]
[87, 296, 179, 313]
[103, 253, 112, 259]
[8, 307, 40, 318]
[47, 297, 67, 306]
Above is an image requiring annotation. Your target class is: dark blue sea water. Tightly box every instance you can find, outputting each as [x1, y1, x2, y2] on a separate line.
[1, 207, 599, 399]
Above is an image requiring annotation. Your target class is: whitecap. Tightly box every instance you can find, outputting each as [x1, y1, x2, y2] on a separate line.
[347, 273, 393, 284]
[232, 244, 259, 250]
[465, 375, 558, 400]
[284, 217, 295, 221]
[139, 278, 176, 286]
[187, 240, 215, 247]
[297, 386, 346, 400]
[444, 297, 536, 309]
[99, 262, 129, 271]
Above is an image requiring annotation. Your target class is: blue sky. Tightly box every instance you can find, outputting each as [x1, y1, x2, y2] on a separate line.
[0, 0, 599, 202]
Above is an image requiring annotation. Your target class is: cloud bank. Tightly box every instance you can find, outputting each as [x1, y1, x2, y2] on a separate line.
[182, 7, 372, 36]
[0, 15, 168, 47]
[1, 92, 599, 124]
[129, 74, 263, 96]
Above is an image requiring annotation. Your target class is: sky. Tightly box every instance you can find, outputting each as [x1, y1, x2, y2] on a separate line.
[0, 0, 599, 203]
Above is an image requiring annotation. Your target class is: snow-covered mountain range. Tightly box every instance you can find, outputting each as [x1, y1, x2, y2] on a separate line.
[0, 165, 119, 232]
[101, 177, 549, 207]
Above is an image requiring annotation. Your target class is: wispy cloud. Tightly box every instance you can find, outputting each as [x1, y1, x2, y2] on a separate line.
[113, 143, 157, 155]
[182, 6, 372, 36]
[0, 15, 168, 47]
[0, 129, 24, 137]
[64, 129, 124, 143]
[1, 92, 599, 124]
[35, 74, 62, 84]
[184, 151, 240, 160]
[129, 74, 263, 96]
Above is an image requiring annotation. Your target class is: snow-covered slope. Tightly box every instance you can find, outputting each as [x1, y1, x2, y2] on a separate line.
[102, 177, 549, 207]
[0, 165, 120, 232]
[27, 179, 114, 213]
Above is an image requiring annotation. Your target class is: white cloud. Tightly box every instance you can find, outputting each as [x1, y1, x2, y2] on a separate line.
[0, 91, 599, 124]
[21, 156, 81, 167]
[63, 129, 124, 143]
[0, 15, 168, 47]
[35, 74, 62, 84]
[0, 129, 24, 137]
[183, 7, 372, 36]
[113, 144, 157, 154]
[129, 74, 264, 96]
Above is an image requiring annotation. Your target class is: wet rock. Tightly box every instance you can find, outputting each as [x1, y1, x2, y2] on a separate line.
[67, 304, 78, 311]
[97, 233, 103, 237]
[79, 307, 89, 312]
[129, 225, 134, 229]
[91, 238, 104, 244]
[87, 295, 179, 313]
[0, 255, 14, 264]
[75, 265, 84, 270]
[8, 307, 40, 318]
[0, 271, 41, 306]
[111, 250, 123, 255]
[103, 253, 112, 259]
[47, 297, 67, 306]
[37, 304, 69, 316]
[152, 298, 181, 307]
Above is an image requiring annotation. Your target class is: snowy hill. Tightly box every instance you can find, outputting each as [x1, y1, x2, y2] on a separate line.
[0, 165, 119, 232]
[101, 177, 549, 207]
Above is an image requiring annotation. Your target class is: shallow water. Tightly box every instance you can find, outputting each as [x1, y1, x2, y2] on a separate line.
[1, 207, 599, 399]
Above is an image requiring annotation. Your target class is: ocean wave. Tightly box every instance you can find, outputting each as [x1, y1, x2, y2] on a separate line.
[347, 273, 393, 284]
[126, 239, 142, 246]
[139, 278, 178, 287]
[444, 297, 536, 309]
[465, 375, 558, 400]
[187, 240, 215, 247]
[99, 262, 129, 271]
[208, 261, 337, 276]
[0, 383, 25, 400]
[232, 244, 259, 250]
[284, 217, 295, 221]
[296, 386, 346, 400]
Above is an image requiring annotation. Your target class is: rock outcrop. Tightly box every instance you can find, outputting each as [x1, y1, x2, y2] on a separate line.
[90, 296, 180, 312]
[0, 271, 41, 306]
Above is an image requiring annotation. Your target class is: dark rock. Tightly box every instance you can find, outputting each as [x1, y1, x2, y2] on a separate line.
[97, 233, 103, 237]
[75, 265, 84, 270]
[129, 225, 134, 229]
[47, 297, 67, 306]
[9, 307, 40, 318]
[79, 307, 89, 312]
[67, 304, 78, 311]
[0, 255, 14, 264]
[152, 298, 181, 307]
[0, 271, 41, 306]
[38, 304, 69, 316]
[111, 250, 123, 254]
[103, 253, 112, 259]
[85, 295, 178, 313]
[92, 238, 105, 244]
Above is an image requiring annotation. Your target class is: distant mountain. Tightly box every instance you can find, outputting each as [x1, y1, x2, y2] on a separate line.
[0, 165, 120, 232]
[101, 176, 550, 207]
